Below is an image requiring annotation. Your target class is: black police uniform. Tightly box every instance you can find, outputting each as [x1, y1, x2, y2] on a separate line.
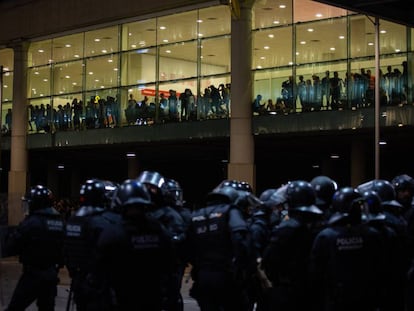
[189, 188, 251, 311]
[6, 189, 64, 311]
[64, 205, 114, 311]
[151, 204, 188, 311]
[138, 172, 189, 311]
[310, 187, 382, 311]
[261, 180, 323, 311]
[262, 211, 320, 311]
[94, 179, 175, 311]
[247, 208, 272, 311]
[64, 178, 117, 311]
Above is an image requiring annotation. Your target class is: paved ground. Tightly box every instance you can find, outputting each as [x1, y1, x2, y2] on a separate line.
[0, 257, 200, 310]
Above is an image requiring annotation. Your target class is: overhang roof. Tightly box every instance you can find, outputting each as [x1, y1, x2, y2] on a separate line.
[313, 0, 414, 28]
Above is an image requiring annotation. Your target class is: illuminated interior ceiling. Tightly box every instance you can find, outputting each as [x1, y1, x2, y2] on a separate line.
[313, 0, 414, 28]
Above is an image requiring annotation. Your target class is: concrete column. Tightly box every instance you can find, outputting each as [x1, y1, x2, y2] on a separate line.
[350, 139, 367, 187]
[228, 1, 256, 191]
[8, 41, 29, 225]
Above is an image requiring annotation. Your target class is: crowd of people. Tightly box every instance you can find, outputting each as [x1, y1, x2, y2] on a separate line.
[4, 170, 414, 310]
[254, 64, 410, 115]
[23, 63, 411, 134]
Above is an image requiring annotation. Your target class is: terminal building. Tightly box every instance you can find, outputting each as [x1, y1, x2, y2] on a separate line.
[0, 0, 413, 223]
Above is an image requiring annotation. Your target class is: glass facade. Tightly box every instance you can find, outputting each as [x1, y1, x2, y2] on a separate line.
[0, 0, 413, 134]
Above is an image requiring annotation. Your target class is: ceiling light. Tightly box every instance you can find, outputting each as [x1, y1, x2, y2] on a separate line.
[279, 4, 286, 8]
[315, 13, 323, 17]
[159, 26, 166, 30]
[330, 154, 340, 159]
[94, 38, 101, 42]
[126, 152, 136, 158]
[379, 141, 387, 145]
[339, 35, 345, 39]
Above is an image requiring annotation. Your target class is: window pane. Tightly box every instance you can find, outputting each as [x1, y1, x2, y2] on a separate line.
[28, 98, 52, 133]
[294, 0, 348, 23]
[0, 48, 14, 70]
[53, 94, 84, 131]
[2, 102, 12, 133]
[2, 71, 13, 102]
[85, 54, 119, 90]
[253, 68, 293, 107]
[85, 26, 119, 58]
[380, 20, 407, 54]
[122, 19, 157, 51]
[28, 65, 51, 98]
[121, 48, 156, 86]
[253, 0, 292, 29]
[52, 33, 84, 62]
[296, 18, 347, 64]
[200, 76, 231, 119]
[201, 37, 230, 76]
[28, 40, 52, 67]
[296, 63, 348, 110]
[159, 41, 197, 81]
[84, 89, 121, 128]
[53, 61, 83, 95]
[350, 15, 375, 58]
[198, 6, 230, 37]
[253, 26, 292, 69]
[157, 11, 198, 45]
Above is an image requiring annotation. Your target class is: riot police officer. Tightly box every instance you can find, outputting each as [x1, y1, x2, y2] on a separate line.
[392, 174, 414, 218]
[310, 187, 382, 311]
[136, 171, 188, 311]
[5, 185, 64, 311]
[361, 190, 399, 311]
[64, 178, 116, 311]
[310, 175, 338, 218]
[189, 185, 251, 311]
[94, 179, 175, 310]
[261, 180, 323, 311]
[246, 197, 275, 311]
[358, 179, 409, 311]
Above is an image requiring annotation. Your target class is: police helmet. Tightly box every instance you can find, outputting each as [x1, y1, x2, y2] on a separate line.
[357, 179, 402, 209]
[310, 175, 338, 207]
[361, 190, 385, 221]
[259, 188, 277, 202]
[285, 180, 322, 215]
[265, 185, 288, 207]
[102, 180, 119, 208]
[330, 187, 365, 224]
[79, 179, 107, 207]
[216, 179, 253, 193]
[23, 185, 53, 211]
[112, 179, 153, 215]
[392, 174, 414, 192]
[164, 178, 184, 207]
[206, 186, 239, 205]
[136, 170, 166, 204]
